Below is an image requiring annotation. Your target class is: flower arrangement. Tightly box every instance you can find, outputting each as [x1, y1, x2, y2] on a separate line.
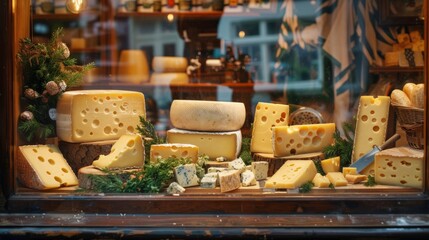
[17, 27, 95, 142]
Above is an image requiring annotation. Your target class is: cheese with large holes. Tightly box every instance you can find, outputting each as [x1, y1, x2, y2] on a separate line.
[375, 147, 423, 189]
[174, 164, 200, 187]
[150, 144, 199, 163]
[321, 156, 340, 173]
[219, 170, 241, 192]
[150, 73, 189, 85]
[352, 96, 390, 176]
[152, 56, 188, 73]
[170, 100, 246, 132]
[56, 90, 146, 143]
[92, 134, 144, 169]
[272, 123, 335, 157]
[312, 173, 330, 188]
[342, 167, 357, 177]
[166, 128, 242, 160]
[250, 102, 289, 153]
[17, 145, 78, 190]
[326, 172, 348, 187]
[264, 160, 317, 189]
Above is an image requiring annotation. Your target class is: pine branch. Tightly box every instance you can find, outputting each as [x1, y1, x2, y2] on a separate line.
[323, 122, 355, 170]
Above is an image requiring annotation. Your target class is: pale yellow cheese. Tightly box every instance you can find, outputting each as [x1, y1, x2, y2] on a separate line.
[250, 102, 289, 153]
[17, 145, 78, 190]
[264, 160, 317, 189]
[374, 147, 423, 189]
[321, 156, 340, 173]
[166, 128, 241, 160]
[352, 96, 390, 176]
[152, 56, 188, 73]
[326, 172, 348, 187]
[272, 123, 335, 157]
[150, 73, 189, 85]
[56, 90, 146, 143]
[92, 134, 144, 169]
[170, 100, 246, 132]
[312, 173, 330, 188]
[345, 174, 367, 184]
[342, 167, 357, 177]
[150, 143, 199, 163]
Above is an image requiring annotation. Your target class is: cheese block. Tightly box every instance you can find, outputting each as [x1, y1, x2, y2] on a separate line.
[56, 90, 146, 143]
[250, 102, 289, 153]
[152, 56, 188, 73]
[174, 164, 200, 187]
[228, 157, 246, 171]
[345, 174, 367, 184]
[352, 96, 390, 176]
[17, 145, 78, 190]
[92, 134, 145, 169]
[312, 173, 330, 188]
[272, 123, 335, 157]
[204, 172, 220, 186]
[326, 172, 348, 187]
[342, 167, 357, 177]
[200, 176, 217, 189]
[166, 128, 242, 160]
[374, 147, 423, 189]
[218, 170, 241, 193]
[150, 73, 189, 85]
[241, 170, 257, 187]
[170, 100, 246, 132]
[150, 143, 199, 163]
[205, 161, 230, 170]
[166, 182, 186, 194]
[264, 160, 317, 189]
[251, 161, 269, 180]
[321, 156, 340, 173]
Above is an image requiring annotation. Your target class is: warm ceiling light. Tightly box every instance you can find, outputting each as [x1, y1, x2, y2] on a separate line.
[66, 0, 87, 14]
[167, 14, 174, 22]
[238, 31, 246, 38]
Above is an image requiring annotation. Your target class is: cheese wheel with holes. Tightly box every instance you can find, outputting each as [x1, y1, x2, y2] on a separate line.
[152, 56, 188, 73]
[170, 100, 246, 131]
[56, 90, 146, 143]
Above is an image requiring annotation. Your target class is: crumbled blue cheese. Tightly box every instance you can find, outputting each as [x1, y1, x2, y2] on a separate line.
[251, 161, 269, 180]
[204, 172, 219, 186]
[241, 170, 257, 187]
[174, 164, 200, 187]
[200, 176, 217, 188]
[166, 182, 186, 194]
[228, 157, 246, 171]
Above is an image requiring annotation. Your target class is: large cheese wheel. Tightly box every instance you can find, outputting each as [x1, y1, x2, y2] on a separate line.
[152, 56, 188, 73]
[170, 100, 246, 131]
[150, 73, 189, 85]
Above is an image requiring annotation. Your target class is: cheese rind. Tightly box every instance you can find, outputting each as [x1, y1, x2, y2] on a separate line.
[174, 164, 200, 187]
[92, 134, 145, 169]
[321, 156, 340, 173]
[170, 100, 246, 132]
[352, 96, 390, 175]
[166, 128, 242, 160]
[326, 172, 348, 187]
[17, 145, 78, 190]
[374, 147, 423, 189]
[150, 143, 199, 163]
[312, 173, 331, 188]
[264, 160, 317, 189]
[56, 90, 146, 143]
[272, 123, 335, 157]
[250, 102, 289, 153]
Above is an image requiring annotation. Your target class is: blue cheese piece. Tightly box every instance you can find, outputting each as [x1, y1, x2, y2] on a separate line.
[216, 156, 227, 162]
[200, 176, 217, 188]
[204, 172, 220, 186]
[166, 182, 186, 194]
[228, 157, 246, 170]
[251, 161, 269, 180]
[174, 164, 200, 187]
[241, 170, 257, 187]
[218, 170, 241, 193]
[207, 167, 228, 173]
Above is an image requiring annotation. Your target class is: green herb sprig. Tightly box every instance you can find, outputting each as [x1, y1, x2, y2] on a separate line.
[364, 175, 377, 187]
[323, 122, 354, 170]
[299, 181, 314, 193]
[137, 116, 165, 162]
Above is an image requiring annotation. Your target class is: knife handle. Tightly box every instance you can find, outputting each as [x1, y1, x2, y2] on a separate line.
[379, 133, 401, 151]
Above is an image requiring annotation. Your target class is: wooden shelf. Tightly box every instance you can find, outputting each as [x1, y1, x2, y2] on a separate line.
[369, 66, 424, 74]
[32, 11, 99, 20]
[114, 11, 260, 20]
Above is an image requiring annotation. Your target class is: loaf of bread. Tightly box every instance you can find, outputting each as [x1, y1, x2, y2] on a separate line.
[409, 84, 424, 108]
[391, 83, 424, 108]
[391, 89, 412, 107]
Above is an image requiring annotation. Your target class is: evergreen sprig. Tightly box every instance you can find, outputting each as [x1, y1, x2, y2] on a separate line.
[137, 116, 166, 162]
[323, 122, 355, 170]
[299, 181, 314, 193]
[240, 137, 252, 165]
[364, 175, 377, 187]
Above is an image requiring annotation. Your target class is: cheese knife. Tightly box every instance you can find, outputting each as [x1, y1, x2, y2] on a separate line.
[350, 133, 401, 173]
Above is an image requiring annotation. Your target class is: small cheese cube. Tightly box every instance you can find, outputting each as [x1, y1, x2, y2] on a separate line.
[321, 156, 340, 173]
[218, 170, 241, 193]
[273, 123, 335, 157]
[265, 160, 317, 189]
[204, 172, 220, 186]
[150, 143, 199, 163]
[166, 182, 186, 194]
[312, 173, 331, 188]
[228, 157, 246, 170]
[241, 170, 257, 187]
[345, 174, 367, 184]
[342, 167, 357, 177]
[207, 167, 228, 173]
[251, 161, 268, 180]
[174, 164, 200, 187]
[200, 176, 218, 189]
[326, 172, 348, 187]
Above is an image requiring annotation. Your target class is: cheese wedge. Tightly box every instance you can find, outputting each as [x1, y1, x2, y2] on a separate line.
[56, 90, 146, 143]
[321, 156, 340, 173]
[342, 167, 357, 177]
[170, 100, 246, 132]
[150, 143, 199, 163]
[312, 173, 331, 188]
[92, 134, 145, 169]
[352, 96, 390, 175]
[272, 123, 335, 157]
[17, 145, 78, 190]
[250, 102, 289, 153]
[166, 128, 242, 160]
[326, 172, 348, 187]
[264, 160, 317, 189]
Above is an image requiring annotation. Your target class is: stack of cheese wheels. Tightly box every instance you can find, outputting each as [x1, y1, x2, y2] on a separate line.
[150, 56, 189, 85]
[166, 100, 246, 160]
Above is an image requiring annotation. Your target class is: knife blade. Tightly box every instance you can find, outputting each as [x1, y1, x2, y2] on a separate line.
[350, 133, 401, 173]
